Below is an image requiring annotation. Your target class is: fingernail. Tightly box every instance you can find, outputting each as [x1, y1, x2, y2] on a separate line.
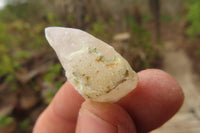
[76, 109, 117, 133]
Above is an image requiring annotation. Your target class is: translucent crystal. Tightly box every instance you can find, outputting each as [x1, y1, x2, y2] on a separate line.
[45, 27, 138, 102]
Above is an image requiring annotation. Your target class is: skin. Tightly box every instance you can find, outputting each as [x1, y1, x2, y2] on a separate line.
[33, 69, 184, 133]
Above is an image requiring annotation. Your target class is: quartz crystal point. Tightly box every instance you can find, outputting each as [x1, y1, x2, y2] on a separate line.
[45, 27, 138, 102]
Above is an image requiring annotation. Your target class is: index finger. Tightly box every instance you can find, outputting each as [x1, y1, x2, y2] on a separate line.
[33, 82, 84, 133]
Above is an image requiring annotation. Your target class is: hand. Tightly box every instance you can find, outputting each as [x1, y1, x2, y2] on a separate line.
[33, 69, 184, 133]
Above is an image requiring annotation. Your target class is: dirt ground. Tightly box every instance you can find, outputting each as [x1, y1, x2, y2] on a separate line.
[145, 21, 200, 132]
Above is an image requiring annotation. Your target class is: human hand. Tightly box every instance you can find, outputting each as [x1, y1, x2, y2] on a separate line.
[33, 69, 184, 133]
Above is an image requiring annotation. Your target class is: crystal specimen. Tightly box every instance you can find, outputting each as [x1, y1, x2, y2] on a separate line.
[45, 27, 138, 102]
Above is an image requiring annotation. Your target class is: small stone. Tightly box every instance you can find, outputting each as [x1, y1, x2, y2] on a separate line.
[20, 95, 38, 110]
[113, 32, 130, 42]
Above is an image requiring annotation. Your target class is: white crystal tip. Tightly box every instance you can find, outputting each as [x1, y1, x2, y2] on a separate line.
[45, 27, 83, 38]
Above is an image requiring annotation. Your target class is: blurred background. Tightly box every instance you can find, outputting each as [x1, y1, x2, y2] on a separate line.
[0, 0, 200, 132]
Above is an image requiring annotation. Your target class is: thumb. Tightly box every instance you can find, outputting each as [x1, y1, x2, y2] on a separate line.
[75, 100, 137, 133]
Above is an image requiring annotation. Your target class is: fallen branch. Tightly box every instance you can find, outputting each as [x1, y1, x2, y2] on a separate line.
[17, 61, 53, 83]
